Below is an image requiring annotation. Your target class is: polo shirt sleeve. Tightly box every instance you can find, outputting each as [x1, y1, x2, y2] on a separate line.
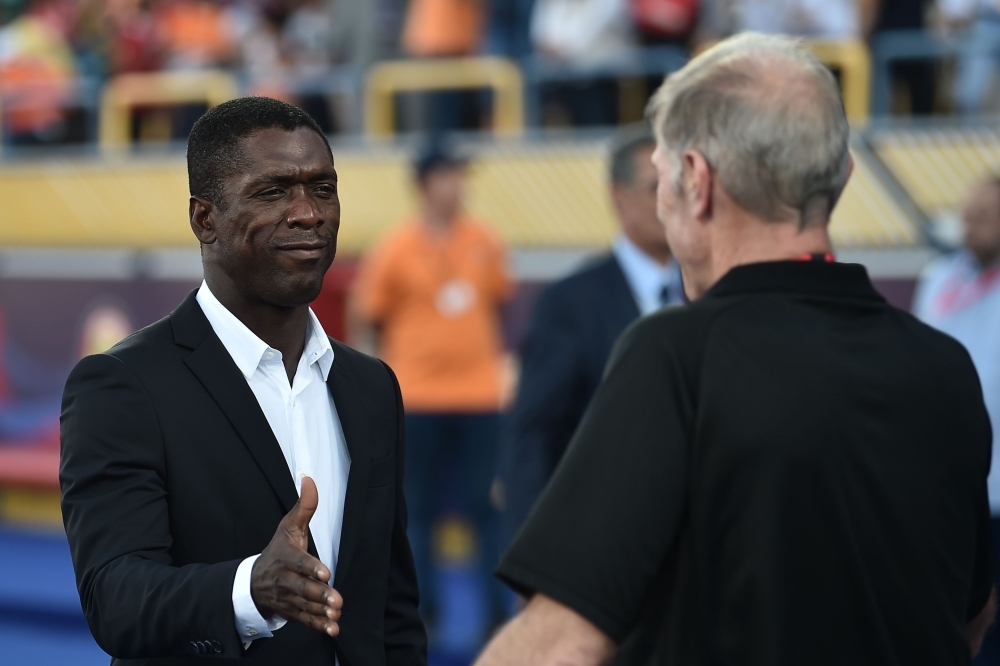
[496, 316, 690, 642]
[967, 396, 994, 622]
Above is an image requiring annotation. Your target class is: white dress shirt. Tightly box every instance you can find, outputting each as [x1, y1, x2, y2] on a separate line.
[612, 234, 684, 316]
[913, 252, 1000, 514]
[196, 281, 351, 645]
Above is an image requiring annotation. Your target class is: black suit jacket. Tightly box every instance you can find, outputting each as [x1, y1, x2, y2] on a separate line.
[59, 291, 426, 666]
[497, 254, 639, 546]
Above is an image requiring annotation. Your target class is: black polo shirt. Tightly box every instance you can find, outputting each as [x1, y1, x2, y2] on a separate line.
[497, 260, 993, 666]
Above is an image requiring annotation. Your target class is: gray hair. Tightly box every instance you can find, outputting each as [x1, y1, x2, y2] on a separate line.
[646, 32, 850, 226]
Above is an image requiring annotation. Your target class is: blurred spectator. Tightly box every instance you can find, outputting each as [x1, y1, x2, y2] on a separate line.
[531, 0, 636, 126]
[867, 0, 935, 115]
[629, 0, 700, 45]
[914, 177, 1000, 663]
[402, 0, 486, 132]
[496, 124, 684, 549]
[403, 0, 484, 57]
[701, 0, 862, 39]
[487, 0, 535, 58]
[155, 0, 237, 70]
[940, 0, 1000, 114]
[105, 0, 165, 75]
[0, 0, 77, 143]
[284, 0, 336, 78]
[350, 143, 512, 649]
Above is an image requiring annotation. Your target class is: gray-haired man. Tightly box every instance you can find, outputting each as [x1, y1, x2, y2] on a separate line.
[474, 32, 996, 666]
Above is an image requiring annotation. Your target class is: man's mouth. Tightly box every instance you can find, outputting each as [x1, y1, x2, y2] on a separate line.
[276, 240, 329, 260]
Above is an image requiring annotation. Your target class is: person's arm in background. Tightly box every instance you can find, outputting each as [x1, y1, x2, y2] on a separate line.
[485, 226, 518, 407]
[970, 588, 996, 657]
[476, 594, 615, 666]
[348, 237, 397, 357]
[496, 283, 584, 548]
[381, 362, 429, 666]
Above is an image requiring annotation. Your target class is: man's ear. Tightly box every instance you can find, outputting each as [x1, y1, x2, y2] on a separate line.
[683, 150, 713, 222]
[189, 196, 217, 245]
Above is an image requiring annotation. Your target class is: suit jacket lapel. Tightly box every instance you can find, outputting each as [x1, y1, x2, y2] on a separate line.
[327, 355, 370, 587]
[172, 292, 300, 517]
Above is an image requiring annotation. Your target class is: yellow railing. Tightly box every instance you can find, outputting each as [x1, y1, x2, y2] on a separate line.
[807, 40, 871, 124]
[364, 57, 524, 138]
[98, 70, 239, 150]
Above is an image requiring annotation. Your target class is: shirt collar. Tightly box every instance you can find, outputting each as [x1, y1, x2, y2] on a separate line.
[705, 260, 885, 303]
[612, 234, 681, 312]
[195, 280, 334, 381]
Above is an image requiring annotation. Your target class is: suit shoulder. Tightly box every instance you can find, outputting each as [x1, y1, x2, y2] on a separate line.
[537, 254, 620, 304]
[329, 339, 395, 388]
[88, 314, 175, 367]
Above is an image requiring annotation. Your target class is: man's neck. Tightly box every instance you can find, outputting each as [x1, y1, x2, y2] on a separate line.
[691, 220, 834, 299]
[422, 207, 459, 235]
[204, 275, 310, 381]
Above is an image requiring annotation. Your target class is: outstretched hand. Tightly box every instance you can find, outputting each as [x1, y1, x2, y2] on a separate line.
[250, 476, 342, 636]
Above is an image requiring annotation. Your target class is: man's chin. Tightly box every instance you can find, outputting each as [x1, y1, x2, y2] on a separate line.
[267, 269, 330, 308]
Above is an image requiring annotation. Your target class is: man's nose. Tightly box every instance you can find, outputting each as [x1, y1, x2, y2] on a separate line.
[285, 187, 323, 229]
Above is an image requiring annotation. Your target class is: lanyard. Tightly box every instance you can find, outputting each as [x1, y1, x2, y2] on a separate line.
[934, 261, 1000, 318]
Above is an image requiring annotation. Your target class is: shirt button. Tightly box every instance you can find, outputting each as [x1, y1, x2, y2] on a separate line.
[265, 352, 275, 360]
[246, 627, 258, 637]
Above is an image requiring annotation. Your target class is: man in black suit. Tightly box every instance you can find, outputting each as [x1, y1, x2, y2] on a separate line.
[59, 97, 426, 665]
[496, 125, 683, 546]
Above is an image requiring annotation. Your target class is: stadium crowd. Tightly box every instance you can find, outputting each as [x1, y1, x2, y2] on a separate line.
[2, 0, 1000, 144]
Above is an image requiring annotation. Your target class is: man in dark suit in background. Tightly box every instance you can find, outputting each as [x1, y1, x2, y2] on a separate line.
[59, 97, 426, 665]
[496, 125, 684, 547]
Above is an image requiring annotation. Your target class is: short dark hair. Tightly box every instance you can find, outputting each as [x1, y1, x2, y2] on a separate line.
[187, 97, 332, 208]
[609, 123, 656, 186]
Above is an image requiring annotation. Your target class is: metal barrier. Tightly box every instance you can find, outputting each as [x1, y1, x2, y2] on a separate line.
[364, 57, 524, 137]
[804, 40, 871, 123]
[98, 70, 239, 150]
[870, 29, 1000, 116]
[522, 45, 689, 126]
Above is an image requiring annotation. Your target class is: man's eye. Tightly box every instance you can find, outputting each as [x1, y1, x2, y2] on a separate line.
[314, 184, 337, 196]
[258, 188, 283, 198]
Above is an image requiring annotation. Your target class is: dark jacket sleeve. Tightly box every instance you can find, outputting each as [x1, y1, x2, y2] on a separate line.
[498, 285, 586, 548]
[380, 361, 428, 666]
[59, 353, 243, 659]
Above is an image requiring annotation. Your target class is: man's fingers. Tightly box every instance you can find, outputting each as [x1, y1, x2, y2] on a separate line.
[295, 609, 340, 637]
[292, 597, 342, 622]
[278, 574, 342, 608]
[285, 476, 319, 534]
[288, 551, 332, 583]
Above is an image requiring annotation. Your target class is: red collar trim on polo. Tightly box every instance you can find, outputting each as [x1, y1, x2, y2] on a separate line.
[793, 253, 836, 263]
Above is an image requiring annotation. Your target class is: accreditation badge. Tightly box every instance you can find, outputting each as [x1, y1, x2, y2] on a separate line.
[435, 279, 476, 318]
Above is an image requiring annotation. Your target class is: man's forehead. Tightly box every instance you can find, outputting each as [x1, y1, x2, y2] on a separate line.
[237, 126, 334, 167]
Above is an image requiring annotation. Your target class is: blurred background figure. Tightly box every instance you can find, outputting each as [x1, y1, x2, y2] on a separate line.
[866, 0, 935, 115]
[914, 177, 1000, 664]
[940, 0, 1000, 114]
[699, 0, 864, 39]
[401, 0, 486, 132]
[350, 142, 512, 660]
[496, 124, 683, 549]
[0, 0, 77, 145]
[530, 0, 636, 126]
